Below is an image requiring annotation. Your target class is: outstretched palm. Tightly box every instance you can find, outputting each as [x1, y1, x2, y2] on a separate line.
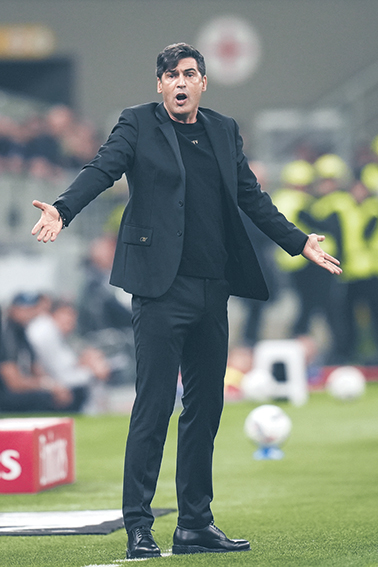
[302, 233, 342, 275]
[31, 200, 63, 243]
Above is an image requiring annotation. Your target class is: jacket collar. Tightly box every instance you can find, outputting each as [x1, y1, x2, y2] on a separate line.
[155, 102, 170, 123]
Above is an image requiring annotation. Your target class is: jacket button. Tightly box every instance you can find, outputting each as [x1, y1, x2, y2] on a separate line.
[178, 200, 184, 207]
[177, 230, 183, 237]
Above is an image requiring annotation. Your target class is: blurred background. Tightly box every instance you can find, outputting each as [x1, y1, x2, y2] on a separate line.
[1, 0, 378, 412]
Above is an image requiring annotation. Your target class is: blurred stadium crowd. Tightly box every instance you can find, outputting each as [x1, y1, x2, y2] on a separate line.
[1, 101, 378, 413]
[280, 149, 378, 356]
[0, 104, 102, 180]
[0, 233, 136, 414]
[242, 144, 378, 369]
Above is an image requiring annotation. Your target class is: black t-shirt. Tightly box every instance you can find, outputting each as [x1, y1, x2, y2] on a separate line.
[0, 319, 36, 391]
[172, 119, 228, 279]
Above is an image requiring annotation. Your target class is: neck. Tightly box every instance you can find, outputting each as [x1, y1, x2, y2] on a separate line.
[164, 104, 197, 124]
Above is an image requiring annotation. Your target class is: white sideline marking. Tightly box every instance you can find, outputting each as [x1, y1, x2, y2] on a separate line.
[83, 553, 171, 566]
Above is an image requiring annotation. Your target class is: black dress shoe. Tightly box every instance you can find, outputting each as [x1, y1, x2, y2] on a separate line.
[126, 526, 161, 559]
[172, 522, 250, 554]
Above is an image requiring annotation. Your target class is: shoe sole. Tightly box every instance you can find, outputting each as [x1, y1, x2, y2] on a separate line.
[172, 544, 250, 555]
[126, 550, 161, 559]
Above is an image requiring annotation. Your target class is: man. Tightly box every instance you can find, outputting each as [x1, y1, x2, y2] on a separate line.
[27, 298, 110, 413]
[0, 293, 73, 412]
[32, 43, 341, 559]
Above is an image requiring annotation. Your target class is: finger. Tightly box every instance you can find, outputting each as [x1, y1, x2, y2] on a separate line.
[32, 200, 45, 211]
[309, 233, 325, 243]
[31, 220, 44, 235]
[330, 267, 342, 275]
[36, 225, 49, 242]
[36, 230, 46, 242]
[326, 261, 342, 275]
[43, 228, 56, 243]
[324, 253, 340, 265]
[31, 201, 46, 235]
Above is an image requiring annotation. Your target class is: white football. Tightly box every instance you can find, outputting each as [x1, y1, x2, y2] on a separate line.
[244, 404, 292, 447]
[326, 366, 366, 400]
[240, 368, 275, 402]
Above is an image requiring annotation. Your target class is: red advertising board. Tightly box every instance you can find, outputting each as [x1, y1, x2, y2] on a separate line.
[0, 417, 75, 493]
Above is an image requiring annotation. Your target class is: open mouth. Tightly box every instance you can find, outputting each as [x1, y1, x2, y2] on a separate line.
[176, 93, 187, 103]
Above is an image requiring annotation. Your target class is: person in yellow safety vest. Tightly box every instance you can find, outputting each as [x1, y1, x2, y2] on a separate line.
[305, 153, 369, 363]
[359, 163, 378, 277]
[330, 171, 378, 364]
[273, 160, 316, 273]
[288, 154, 353, 358]
[241, 161, 281, 346]
[272, 159, 333, 340]
[308, 154, 355, 273]
[357, 136, 378, 278]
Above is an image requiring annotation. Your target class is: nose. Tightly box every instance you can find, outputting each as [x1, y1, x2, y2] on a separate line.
[177, 73, 186, 87]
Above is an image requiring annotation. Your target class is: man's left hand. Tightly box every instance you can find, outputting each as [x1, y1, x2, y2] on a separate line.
[302, 233, 342, 275]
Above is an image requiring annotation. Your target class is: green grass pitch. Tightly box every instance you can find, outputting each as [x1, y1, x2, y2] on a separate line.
[1, 384, 378, 566]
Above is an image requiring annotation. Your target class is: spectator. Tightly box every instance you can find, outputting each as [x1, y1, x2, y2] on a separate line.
[77, 235, 135, 384]
[24, 113, 63, 179]
[326, 177, 378, 363]
[78, 235, 132, 334]
[271, 159, 317, 336]
[302, 154, 355, 361]
[0, 116, 15, 172]
[0, 104, 102, 179]
[27, 298, 111, 413]
[0, 292, 74, 412]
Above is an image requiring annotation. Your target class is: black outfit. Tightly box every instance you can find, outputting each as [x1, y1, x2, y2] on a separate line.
[0, 319, 56, 412]
[0, 318, 87, 413]
[78, 262, 132, 334]
[52, 102, 308, 533]
[77, 262, 135, 384]
[172, 120, 228, 280]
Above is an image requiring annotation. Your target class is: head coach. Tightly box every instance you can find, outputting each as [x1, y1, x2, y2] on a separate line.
[32, 43, 341, 559]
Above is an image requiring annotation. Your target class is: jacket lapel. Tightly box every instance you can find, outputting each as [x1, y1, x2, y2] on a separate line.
[155, 103, 186, 182]
[198, 109, 235, 198]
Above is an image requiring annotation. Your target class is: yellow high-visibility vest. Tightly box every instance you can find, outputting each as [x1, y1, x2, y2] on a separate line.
[310, 191, 376, 281]
[272, 188, 314, 272]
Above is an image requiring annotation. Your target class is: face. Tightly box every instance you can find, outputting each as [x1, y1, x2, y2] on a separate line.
[157, 57, 207, 124]
[10, 304, 40, 326]
[53, 306, 77, 335]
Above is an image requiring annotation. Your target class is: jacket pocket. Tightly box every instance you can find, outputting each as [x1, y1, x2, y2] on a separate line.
[122, 224, 153, 246]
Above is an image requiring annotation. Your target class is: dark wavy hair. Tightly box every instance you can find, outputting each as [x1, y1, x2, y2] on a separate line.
[156, 43, 206, 79]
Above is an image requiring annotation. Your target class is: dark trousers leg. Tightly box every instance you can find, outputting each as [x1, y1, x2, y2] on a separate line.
[177, 279, 229, 528]
[122, 276, 229, 532]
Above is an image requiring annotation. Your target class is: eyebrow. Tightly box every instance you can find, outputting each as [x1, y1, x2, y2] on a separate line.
[165, 67, 198, 74]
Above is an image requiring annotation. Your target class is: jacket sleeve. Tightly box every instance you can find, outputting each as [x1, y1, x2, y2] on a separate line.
[53, 109, 138, 225]
[234, 120, 308, 256]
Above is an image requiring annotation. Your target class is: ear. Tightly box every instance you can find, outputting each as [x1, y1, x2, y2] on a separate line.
[202, 75, 208, 92]
[157, 78, 162, 94]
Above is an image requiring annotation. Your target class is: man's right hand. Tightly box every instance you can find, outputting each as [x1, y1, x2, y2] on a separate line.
[31, 200, 63, 243]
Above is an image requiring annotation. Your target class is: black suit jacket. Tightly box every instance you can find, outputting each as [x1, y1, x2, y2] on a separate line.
[55, 102, 307, 299]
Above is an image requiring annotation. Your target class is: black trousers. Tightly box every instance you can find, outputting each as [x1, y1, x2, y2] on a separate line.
[122, 275, 230, 532]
